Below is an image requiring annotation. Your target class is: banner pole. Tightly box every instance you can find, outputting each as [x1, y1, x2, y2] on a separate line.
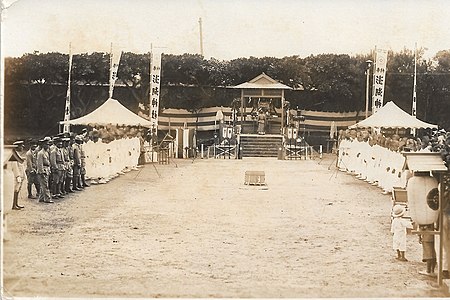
[63, 42, 73, 133]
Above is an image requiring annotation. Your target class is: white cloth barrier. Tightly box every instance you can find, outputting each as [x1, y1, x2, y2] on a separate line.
[84, 137, 140, 181]
[338, 139, 410, 193]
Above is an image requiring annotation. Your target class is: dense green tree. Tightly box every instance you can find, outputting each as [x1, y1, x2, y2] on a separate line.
[268, 55, 308, 90]
[72, 52, 109, 85]
[117, 52, 150, 104]
[427, 50, 450, 128]
[303, 54, 364, 111]
[4, 49, 450, 136]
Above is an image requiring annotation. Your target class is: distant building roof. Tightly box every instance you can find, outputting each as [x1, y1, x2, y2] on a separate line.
[233, 73, 292, 90]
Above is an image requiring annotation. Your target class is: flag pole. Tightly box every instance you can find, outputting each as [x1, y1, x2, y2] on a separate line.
[63, 42, 73, 133]
[412, 42, 417, 117]
[199, 17, 204, 56]
[411, 43, 418, 136]
[109, 42, 113, 99]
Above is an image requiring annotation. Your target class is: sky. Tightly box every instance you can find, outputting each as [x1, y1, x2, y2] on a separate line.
[2, 0, 450, 60]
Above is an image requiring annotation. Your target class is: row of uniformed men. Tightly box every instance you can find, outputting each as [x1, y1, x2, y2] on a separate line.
[17, 132, 90, 206]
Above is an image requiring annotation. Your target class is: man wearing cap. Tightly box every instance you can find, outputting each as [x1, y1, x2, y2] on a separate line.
[72, 135, 83, 190]
[25, 140, 40, 199]
[11, 141, 26, 209]
[56, 133, 68, 196]
[65, 135, 76, 192]
[50, 138, 65, 198]
[37, 137, 54, 203]
[60, 137, 71, 194]
[47, 137, 56, 193]
[79, 135, 90, 188]
[81, 128, 89, 142]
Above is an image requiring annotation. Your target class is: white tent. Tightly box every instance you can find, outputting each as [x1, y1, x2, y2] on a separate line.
[60, 98, 152, 127]
[349, 101, 437, 129]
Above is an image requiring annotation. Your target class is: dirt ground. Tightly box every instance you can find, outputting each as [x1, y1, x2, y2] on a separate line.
[2, 155, 449, 298]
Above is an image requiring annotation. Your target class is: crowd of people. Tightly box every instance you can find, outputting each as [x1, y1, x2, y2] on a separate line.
[85, 125, 150, 144]
[83, 135, 142, 184]
[7, 126, 147, 210]
[337, 127, 450, 279]
[338, 128, 450, 166]
[337, 128, 450, 194]
[9, 130, 91, 208]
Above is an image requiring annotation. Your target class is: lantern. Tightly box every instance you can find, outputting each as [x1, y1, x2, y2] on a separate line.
[406, 175, 439, 225]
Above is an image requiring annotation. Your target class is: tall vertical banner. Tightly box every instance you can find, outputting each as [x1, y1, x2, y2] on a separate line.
[109, 48, 122, 99]
[371, 48, 388, 114]
[149, 51, 162, 130]
[63, 44, 73, 133]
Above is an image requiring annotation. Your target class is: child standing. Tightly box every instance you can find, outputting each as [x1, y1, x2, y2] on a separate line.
[418, 224, 437, 277]
[391, 205, 413, 261]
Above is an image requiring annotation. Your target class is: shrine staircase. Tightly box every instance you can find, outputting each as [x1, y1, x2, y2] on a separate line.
[239, 134, 283, 157]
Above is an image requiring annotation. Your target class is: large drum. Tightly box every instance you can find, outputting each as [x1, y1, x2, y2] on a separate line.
[406, 176, 439, 225]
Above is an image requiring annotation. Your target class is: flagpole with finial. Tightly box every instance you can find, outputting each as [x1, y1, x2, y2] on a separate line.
[63, 42, 73, 133]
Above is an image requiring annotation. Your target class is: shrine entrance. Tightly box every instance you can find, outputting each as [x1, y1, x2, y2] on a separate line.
[233, 73, 292, 135]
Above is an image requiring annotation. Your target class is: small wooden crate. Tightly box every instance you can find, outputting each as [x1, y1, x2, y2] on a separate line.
[244, 171, 266, 185]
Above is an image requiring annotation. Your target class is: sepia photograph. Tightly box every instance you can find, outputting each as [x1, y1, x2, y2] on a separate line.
[1, 0, 450, 298]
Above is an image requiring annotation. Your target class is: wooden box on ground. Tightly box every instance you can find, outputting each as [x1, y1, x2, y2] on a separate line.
[244, 171, 266, 185]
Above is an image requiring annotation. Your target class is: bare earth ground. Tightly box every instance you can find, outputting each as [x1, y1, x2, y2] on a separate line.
[3, 155, 449, 298]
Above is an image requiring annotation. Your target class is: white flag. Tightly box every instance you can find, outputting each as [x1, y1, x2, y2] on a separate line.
[371, 48, 388, 114]
[109, 50, 122, 98]
[63, 46, 73, 133]
[149, 51, 162, 129]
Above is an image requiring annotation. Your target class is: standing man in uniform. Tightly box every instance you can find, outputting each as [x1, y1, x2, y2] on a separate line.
[36, 137, 53, 203]
[65, 135, 76, 192]
[57, 135, 68, 196]
[72, 135, 83, 190]
[61, 137, 71, 194]
[79, 134, 89, 188]
[11, 141, 26, 210]
[50, 138, 65, 198]
[25, 140, 40, 199]
[47, 137, 56, 194]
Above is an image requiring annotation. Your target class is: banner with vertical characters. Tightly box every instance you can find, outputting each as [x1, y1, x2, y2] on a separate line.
[149, 51, 162, 128]
[63, 46, 73, 133]
[109, 49, 122, 99]
[371, 48, 388, 114]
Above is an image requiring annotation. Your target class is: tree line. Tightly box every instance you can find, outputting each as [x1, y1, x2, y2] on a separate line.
[4, 49, 450, 135]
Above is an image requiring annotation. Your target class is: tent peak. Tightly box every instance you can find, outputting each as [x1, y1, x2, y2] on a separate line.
[349, 101, 437, 129]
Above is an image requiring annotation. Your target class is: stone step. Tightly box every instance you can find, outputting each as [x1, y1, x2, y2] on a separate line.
[239, 135, 282, 157]
[240, 136, 282, 140]
[242, 139, 282, 142]
[242, 143, 282, 148]
[242, 146, 281, 151]
[242, 153, 278, 157]
[242, 147, 279, 152]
